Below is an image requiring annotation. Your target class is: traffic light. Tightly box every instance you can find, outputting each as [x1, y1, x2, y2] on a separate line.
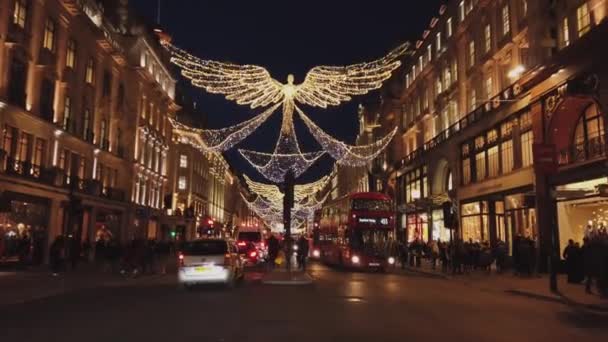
[170, 230, 177, 238]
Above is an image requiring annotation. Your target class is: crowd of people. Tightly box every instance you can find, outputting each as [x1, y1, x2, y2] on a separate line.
[264, 234, 309, 271]
[48, 235, 175, 277]
[393, 235, 539, 277]
[562, 227, 608, 296]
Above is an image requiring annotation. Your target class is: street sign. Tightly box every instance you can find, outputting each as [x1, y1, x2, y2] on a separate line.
[533, 143, 558, 174]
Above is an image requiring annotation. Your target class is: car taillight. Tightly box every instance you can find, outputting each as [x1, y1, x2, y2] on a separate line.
[237, 241, 246, 246]
[178, 253, 184, 267]
[249, 251, 257, 258]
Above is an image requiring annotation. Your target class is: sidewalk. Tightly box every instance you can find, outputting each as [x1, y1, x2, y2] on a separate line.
[391, 261, 608, 312]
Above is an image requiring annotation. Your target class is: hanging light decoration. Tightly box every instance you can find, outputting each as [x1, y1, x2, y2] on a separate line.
[160, 38, 411, 182]
[240, 171, 333, 231]
[169, 103, 281, 152]
[161, 40, 410, 110]
[295, 105, 398, 166]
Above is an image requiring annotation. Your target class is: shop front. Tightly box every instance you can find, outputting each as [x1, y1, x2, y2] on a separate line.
[406, 211, 428, 243]
[431, 208, 451, 242]
[555, 177, 608, 256]
[94, 209, 122, 242]
[460, 189, 535, 255]
[0, 192, 50, 265]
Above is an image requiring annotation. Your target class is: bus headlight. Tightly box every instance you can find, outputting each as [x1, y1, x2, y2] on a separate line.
[351, 255, 360, 264]
[312, 249, 320, 258]
[388, 257, 395, 265]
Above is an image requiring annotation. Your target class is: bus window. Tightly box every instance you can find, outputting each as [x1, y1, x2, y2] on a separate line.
[352, 199, 391, 211]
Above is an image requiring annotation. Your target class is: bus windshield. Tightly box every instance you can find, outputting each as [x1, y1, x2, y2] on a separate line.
[349, 229, 390, 255]
[351, 198, 391, 211]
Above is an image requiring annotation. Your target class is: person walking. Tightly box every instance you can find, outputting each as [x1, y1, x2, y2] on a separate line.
[398, 240, 408, 270]
[439, 241, 449, 273]
[155, 240, 170, 275]
[49, 236, 65, 276]
[583, 236, 600, 294]
[429, 240, 439, 270]
[296, 235, 309, 271]
[563, 239, 577, 283]
[493, 239, 507, 274]
[267, 234, 279, 270]
[17, 232, 31, 270]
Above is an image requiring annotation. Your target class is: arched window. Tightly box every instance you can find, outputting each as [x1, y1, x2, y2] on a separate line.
[573, 103, 604, 161]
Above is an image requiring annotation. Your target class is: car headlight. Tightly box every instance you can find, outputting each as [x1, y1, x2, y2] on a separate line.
[293, 245, 299, 251]
[351, 255, 360, 264]
[388, 257, 395, 265]
[312, 249, 320, 258]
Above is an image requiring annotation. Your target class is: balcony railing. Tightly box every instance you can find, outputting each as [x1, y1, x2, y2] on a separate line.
[0, 152, 68, 187]
[558, 136, 606, 166]
[398, 81, 521, 169]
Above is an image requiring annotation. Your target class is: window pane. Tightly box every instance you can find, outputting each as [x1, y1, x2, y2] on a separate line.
[488, 146, 499, 177]
[462, 158, 471, 185]
[521, 131, 534, 167]
[476, 152, 486, 181]
[501, 139, 514, 173]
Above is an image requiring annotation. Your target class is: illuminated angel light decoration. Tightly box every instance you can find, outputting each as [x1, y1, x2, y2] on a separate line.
[243, 173, 331, 204]
[169, 103, 281, 152]
[161, 39, 410, 181]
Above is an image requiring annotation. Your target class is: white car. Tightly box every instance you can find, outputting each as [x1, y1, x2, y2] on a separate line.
[178, 239, 244, 288]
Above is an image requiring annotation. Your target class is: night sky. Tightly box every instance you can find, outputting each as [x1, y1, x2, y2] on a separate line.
[130, 0, 442, 183]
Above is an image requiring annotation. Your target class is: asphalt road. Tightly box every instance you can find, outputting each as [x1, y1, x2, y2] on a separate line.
[0, 263, 606, 342]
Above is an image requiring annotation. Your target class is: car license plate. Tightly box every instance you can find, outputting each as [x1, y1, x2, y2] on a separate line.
[194, 266, 208, 272]
[369, 263, 380, 267]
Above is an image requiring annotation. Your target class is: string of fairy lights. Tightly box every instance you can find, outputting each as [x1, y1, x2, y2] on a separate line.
[161, 36, 410, 231]
[241, 172, 333, 231]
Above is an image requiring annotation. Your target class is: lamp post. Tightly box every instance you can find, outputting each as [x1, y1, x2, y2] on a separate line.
[282, 170, 295, 272]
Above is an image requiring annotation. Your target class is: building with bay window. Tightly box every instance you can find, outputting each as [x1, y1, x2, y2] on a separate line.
[374, 0, 608, 271]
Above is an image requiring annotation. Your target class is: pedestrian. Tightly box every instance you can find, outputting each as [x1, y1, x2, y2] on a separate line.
[428, 240, 439, 270]
[155, 240, 170, 275]
[563, 239, 577, 283]
[493, 239, 507, 274]
[266, 234, 279, 270]
[296, 235, 309, 271]
[572, 242, 585, 283]
[49, 236, 65, 276]
[17, 232, 31, 269]
[398, 240, 408, 270]
[583, 236, 601, 294]
[143, 239, 155, 274]
[439, 241, 449, 273]
[69, 235, 81, 271]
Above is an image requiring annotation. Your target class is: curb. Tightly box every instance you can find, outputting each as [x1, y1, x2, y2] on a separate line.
[506, 289, 608, 313]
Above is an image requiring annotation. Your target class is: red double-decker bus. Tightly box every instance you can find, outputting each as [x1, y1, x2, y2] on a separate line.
[316, 192, 396, 271]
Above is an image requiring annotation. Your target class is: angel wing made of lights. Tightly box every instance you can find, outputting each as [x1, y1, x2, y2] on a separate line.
[162, 40, 410, 110]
